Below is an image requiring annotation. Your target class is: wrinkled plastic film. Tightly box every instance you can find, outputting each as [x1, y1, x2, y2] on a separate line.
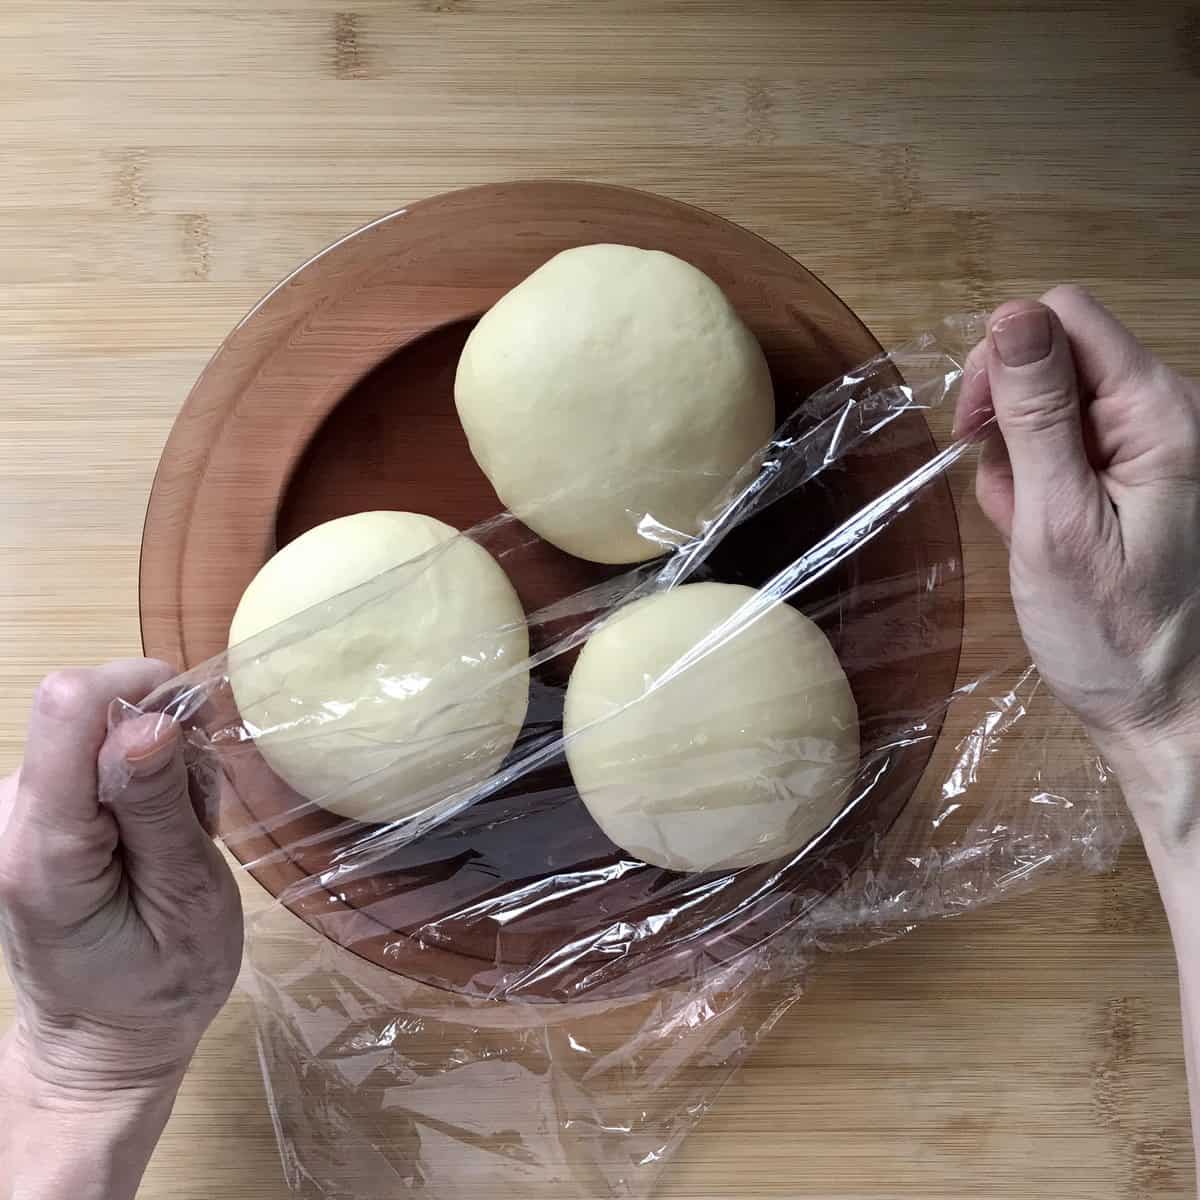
[114, 315, 991, 887]
[107, 314, 1127, 1198]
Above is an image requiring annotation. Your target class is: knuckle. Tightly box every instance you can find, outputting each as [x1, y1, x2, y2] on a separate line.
[0, 849, 25, 906]
[1041, 282, 1094, 312]
[989, 297, 1038, 326]
[129, 771, 188, 820]
[999, 385, 1078, 434]
[127, 800, 186, 839]
[1031, 490, 1099, 566]
[32, 669, 97, 724]
[1166, 385, 1200, 457]
[1143, 375, 1200, 468]
[1176, 411, 1200, 467]
[126, 808, 196, 857]
[0, 837, 44, 916]
[1044, 504, 1090, 552]
[119, 749, 189, 820]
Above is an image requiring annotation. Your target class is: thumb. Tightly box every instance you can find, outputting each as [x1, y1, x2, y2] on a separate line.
[986, 300, 1100, 526]
[99, 713, 210, 873]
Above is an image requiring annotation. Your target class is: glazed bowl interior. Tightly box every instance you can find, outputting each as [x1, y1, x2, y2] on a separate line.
[140, 182, 963, 999]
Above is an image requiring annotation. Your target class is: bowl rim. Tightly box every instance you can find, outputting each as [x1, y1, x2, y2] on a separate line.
[140, 180, 965, 1002]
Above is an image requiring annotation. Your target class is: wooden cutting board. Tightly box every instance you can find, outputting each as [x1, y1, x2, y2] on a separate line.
[1, 2, 1197, 1197]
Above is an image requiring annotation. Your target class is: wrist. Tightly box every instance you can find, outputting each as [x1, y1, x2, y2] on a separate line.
[8, 1007, 197, 1095]
[1, 1020, 186, 1104]
[0, 1027, 181, 1200]
[1092, 714, 1200, 865]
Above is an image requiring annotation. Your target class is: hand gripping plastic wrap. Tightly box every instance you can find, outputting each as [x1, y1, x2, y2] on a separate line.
[108, 314, 1127, 1198]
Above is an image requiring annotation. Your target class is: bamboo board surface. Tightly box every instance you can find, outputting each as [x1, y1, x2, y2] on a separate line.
[1, 2, 1198, 1196]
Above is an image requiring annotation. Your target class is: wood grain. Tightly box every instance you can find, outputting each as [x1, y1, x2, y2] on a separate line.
[0, 1, 1197, 1197]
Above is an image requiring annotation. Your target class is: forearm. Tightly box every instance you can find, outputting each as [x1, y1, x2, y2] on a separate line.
[1106, 729, 1200, 1185]
[0, 1030, 180, 1200]
[1145, 863, 1200, 1188]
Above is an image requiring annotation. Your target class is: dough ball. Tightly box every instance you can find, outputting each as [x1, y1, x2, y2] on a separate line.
[455, 244, 775, 564]
[228, 511, 530, 824]
[563, 582, 859, 872]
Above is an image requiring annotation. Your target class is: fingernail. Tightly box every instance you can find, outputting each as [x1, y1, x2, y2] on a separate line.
[126, 719, 179, 775]
[991, 308, 1052, 367]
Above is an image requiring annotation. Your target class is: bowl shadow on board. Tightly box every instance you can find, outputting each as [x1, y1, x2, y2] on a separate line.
[214, 315, 963, 1003]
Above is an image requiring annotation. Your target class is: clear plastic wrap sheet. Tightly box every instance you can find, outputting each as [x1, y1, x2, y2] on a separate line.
[108, 314, 1127, 1198]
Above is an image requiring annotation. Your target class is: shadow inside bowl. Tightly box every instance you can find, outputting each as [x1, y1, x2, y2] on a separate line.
[228, 315, 962, 1000]
[142, 181, 965, 1000]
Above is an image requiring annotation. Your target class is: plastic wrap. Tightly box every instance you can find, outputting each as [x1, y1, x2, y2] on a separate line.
[108, 314, 1127, 1198]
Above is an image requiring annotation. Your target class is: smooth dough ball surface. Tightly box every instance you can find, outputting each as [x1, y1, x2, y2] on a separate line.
[228, 511, 529, 823]
[563, 582, 859, 872]
[454, 244, 775, 564]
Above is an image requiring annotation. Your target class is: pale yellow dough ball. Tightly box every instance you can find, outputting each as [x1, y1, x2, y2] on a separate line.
[455, 244, 775, 564]
[563, 582, 859, 872]
[228, 511, 530, 824]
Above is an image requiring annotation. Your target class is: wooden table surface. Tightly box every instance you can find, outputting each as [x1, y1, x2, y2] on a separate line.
[2, 2, 1198, 1197]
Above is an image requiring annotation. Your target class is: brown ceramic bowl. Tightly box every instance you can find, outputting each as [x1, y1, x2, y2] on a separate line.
[140, 181, 963, 1001]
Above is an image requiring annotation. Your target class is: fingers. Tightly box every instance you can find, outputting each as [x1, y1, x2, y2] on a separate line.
[1039, 284, 1157, 399]
[984, 301, 1105, 531]
[99, 715, 235, 951]
[0, 767, 15, 826]
[954, 341, 1015, 539]
[1039, 287, 1200, 487]
[20, 658, 176, 829]
[98, 713, 211, 875]
[952, 341, 994, 440]
[975, 429, 1014, 543]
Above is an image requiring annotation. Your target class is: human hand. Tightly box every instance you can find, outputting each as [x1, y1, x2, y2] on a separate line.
[955, 286, 1200, 844]
[0, 658, 243, 1095]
